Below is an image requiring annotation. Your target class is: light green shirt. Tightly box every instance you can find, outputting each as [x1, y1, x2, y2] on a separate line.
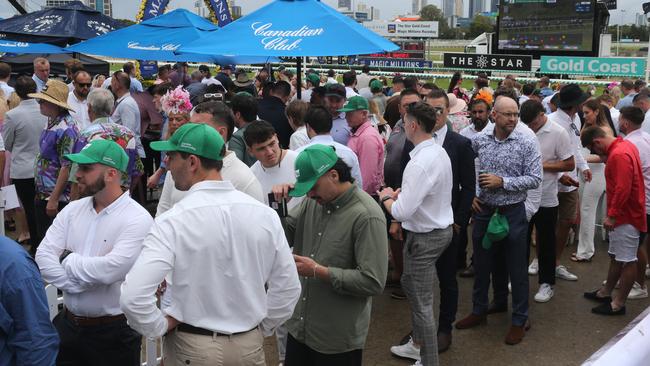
[284, 185, 388, 353]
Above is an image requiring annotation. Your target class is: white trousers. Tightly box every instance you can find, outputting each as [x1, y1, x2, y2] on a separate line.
[577, 163, 606, 259]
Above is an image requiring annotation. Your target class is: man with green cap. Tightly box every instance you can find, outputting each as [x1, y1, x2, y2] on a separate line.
[272, 144, 388, 365]
[343, 95, 385, 196]
[293, 73, 320, 102]
[120, 123, 301, 365]
[35, 138, 154, 365]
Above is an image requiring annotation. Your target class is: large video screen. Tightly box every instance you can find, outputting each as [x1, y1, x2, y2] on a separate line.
[498, 0, 595, 53]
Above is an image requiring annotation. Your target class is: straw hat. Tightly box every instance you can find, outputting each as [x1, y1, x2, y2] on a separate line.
[28, 79, 75, 112]
[234, 72, 253, 87]
[447, 93, 467, 114]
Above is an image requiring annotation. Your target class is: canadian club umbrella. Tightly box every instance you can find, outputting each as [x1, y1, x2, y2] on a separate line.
[177, 0, 399, 98]
[0, 40, 68, 54]
[66, 9, 275, 65]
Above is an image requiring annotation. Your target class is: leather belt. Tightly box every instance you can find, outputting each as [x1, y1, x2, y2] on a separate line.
[63, 307, 126, 327]
[177, 323, 257, 337]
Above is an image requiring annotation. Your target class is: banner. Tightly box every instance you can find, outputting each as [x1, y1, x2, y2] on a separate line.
[205, 0, 234, 27]
[357, 58, 433, 69]
[137, 0, 170, 22]
[540, 56, 646, 77]
[443, 53, 532, 72]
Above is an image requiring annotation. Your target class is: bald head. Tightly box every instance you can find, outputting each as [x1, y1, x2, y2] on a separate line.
[494, 95, 518, 111]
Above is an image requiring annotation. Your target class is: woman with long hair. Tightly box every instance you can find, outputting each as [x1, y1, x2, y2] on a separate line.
[447, 72, 469, 103]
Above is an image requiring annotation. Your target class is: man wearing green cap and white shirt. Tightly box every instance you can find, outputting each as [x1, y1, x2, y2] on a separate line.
[344, 95, 385, 197]
[36, 139, 154, 365]
[292, 73, 320, 102]
[120, 123, 301, 365]
[272, 144, 388, 365]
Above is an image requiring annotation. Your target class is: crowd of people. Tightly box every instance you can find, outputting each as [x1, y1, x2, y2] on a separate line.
[1, 56, 650, 366]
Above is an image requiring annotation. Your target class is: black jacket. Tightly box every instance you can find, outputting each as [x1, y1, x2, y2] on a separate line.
[257, 96, 293, 149]
[442, 129, 476, 227]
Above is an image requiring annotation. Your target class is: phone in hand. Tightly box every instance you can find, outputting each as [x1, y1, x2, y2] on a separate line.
[268, 193, 288, 217]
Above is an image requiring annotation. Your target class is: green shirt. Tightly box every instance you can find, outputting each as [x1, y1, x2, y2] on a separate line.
[229, 124, 257, 167]
[284, 185, 388, 354]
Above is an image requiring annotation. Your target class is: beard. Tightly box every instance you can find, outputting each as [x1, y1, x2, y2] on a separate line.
[79, 175, 106, 198]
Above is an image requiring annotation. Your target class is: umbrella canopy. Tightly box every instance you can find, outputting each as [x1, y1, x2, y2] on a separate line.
[66, 9, 276, 64]
[0, 1, 124, 46]
[177, 0, 399, 57]
[1, 53, 109, 77]
[0, 40, 68, 54]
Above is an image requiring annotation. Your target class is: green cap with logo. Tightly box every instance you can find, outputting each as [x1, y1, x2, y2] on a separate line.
[65, 139, 129, 173]
[481, 211, 510, 249]
[338, 95, 369, 112]
[306, 73, 320, 85]
[150, 123, 225, 161]
[289, 144, 338, 197]
[370, 79, 383, 92]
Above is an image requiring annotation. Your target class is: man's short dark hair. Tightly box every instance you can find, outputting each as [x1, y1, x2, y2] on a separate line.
[581, 126, 607, 149]
[406, 101, 437, 133]
[327, 69, 335, 77]
[633, 89, 650, 104]
[179, 147, 225, 172]
[152, 82, 172, 96]
[392, 75, 404, 86]
[310, 86, 327, 106]
[272, 81, 291, 98]
[342, 71, 356, 87]
[421, 82, 439, 91]
[399, 88, 421, 102]
[619, 106, 645, 126]
[635, 79, 647, 92]
[520, 100, 545, 125]
[362, 65, 370, 74]
[73, 70, 90, 82]
[426, 89, 449, 108]
[158, 64, 171, 75]
[621, 79, 634, 91]
[194, 101, 235, 141]
[123, 62, 135, 75]
[539, 76, 550, 87]
[469, 97, 491, 111]
[475, 77, 489, 89]
[231, 92, 258, 123]
[243, 120, 277, 147]
[522, 83, 536, 96]
[198, 65, 210, 73]
[15, 75, 36, 99]
[494, 86, 519, 106]
[113, 71, 130, 90]
[0, 62, 11, 79]
[304, 105, 332, 134]
[331, 158, 353, 184]
[403, 76, 418, 91]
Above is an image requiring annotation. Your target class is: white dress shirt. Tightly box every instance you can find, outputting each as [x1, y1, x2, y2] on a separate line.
[32, 74, 46, 92]
[250, 149, 302, 209]
[67, 91, 91, 130]
[345, 86, 359, 99]
[35, 192, 153, 317]
[0, 81, 14, 98]
[643, 110, 650, 135]
[610, 107, 620, 133]
[289, 126, 310, 150]
[296, 135, 363, 189]
[548, 109, 589, 193]
[624, 129, 650, 211]
[156, 150, 264, 216]
[201, 77, 222, 87]
[433, 124, 447, 146]
[112, 93, 144, 157]
[120, 180, 301, 338]
[460, 123, 482, 140]
[535, 120, 574, 207]
[391, 138, 454, 233]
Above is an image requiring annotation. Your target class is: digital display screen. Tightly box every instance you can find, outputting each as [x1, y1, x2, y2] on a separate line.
[498, 0, 595, 53]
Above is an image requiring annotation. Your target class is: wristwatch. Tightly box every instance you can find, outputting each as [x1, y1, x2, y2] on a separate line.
[381, 196, 392, 203]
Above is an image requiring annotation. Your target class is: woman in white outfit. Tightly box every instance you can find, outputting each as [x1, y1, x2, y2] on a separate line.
[573, 99, 616, 261]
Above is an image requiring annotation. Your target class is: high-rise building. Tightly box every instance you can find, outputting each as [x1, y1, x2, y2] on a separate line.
[490, 0, 498, 13]
[443, 0, 454, 17]
[45, 0, 77, 7]
[88, 0, 112, 17]
[412, 0, 428, 15]
[455, 0, 464, 17]
[469, 0, 485, 17]
[338, 0, 352, 11]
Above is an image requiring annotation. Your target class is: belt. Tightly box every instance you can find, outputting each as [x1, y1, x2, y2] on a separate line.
[486, 202, 522, 213]
[63, 307, 126, 327]
[177, 323, 257, 337]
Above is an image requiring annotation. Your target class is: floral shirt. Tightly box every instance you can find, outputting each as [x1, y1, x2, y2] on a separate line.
[75, 118, 144, 188]
[35, 114, 81, 201]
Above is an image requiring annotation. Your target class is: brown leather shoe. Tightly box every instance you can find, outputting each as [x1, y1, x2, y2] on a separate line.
[504, 320, 531, 345]
[437, 332, 452, 353]
[455, 313, 487, 329]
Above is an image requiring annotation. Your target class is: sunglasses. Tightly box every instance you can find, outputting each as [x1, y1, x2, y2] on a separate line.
[76, 82, 92, 88]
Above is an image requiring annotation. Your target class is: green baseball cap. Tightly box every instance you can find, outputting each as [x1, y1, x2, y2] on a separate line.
[150, 123, 225, 161]
[481, 211, 510, 249]
[306, 73, 320, 85]
[370, 79, 383, 91]
[338, 96, 369, 112]
[65, 139, 129, 173]
[289, 144, 338, 197]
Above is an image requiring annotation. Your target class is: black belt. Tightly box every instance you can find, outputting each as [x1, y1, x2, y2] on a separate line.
[176, 323, 257, 337]
[486, 202, 522, 213]
[63, 307, 126, 327]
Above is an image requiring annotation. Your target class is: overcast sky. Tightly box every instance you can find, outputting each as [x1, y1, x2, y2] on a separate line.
[0, 0, 642, 24]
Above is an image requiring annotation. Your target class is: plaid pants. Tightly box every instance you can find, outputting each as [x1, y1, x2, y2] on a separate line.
[401, 226, 453, 366]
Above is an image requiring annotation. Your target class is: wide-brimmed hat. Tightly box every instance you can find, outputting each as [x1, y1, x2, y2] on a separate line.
[558, 84, 589, 109]
[447, 93, 467, 114]
[234, 73, 253, 87]
[28, 79, 74, 111]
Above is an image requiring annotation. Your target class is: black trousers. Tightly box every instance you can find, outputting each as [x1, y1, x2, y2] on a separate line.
[436, 229, 459, 335]
[33, 199, 67, 253]
[284, 333, 362, 366]
[53, 310, 141, 366]
[529, 206, 558, 285]
[455, 223, 470, 269]
[12, 178, 37, 244]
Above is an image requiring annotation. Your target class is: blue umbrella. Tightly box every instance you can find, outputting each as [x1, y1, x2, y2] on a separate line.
[0, 40, 68, 54]
[66, 9, 275, 64]
[177, 0, 399, 58]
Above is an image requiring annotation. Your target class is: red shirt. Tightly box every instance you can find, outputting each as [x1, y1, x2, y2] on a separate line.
[605, 138, 647, 232]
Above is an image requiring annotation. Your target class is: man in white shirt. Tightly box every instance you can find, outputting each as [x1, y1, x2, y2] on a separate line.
[111, 71, 144, 158]
[548, 84, 591, 282]
[620, 106, 650, 300]
[343, 70, 359, 99]
[32, 57, 49, 92]
[0, 62, 14, 98]
[198, 64, 222, 86]
[521, 100, 575, 303]
[156, 101, 264, 216]
[297, 105, 363, 188]
[324, 84, 351, 145]
[632, 91, 650, 134]
[120, 123, 301, 365]
[36, 139, 154, 365]
[379, 101, 454, 365]
[67, 70, 92, 130]
[616, 79, 637, 109]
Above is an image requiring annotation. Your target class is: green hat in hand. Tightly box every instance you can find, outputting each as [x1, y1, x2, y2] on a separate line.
[150, 123, 225, 161]
[289, 144, 338, 197]
[482, 210, 509, 249]
[338, 96, 369, 112]
[65, 139, 129, 173]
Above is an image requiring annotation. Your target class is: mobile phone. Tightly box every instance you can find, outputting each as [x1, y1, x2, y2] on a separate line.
[268, 193, 288, 217]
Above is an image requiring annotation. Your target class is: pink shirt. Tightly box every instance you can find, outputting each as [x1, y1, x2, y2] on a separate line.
[348, 121, 384, 195]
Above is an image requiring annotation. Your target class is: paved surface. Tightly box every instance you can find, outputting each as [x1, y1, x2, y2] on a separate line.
[264, 230, 650, 366]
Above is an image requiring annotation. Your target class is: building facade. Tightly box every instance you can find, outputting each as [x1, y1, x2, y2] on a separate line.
[469, 0, 485, 17]
[88, 0, 112, 17]
[412, 0, 428, 15]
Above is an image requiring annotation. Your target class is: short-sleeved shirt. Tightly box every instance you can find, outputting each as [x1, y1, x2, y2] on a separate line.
[536, 120, 573, 207]
[35, 114, 81, 200]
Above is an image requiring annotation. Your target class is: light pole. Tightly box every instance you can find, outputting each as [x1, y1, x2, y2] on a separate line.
[617, 10, 626, 56]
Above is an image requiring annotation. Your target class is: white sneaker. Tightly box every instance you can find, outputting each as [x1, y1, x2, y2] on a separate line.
[556, 265, 578, 281]
[390, 337, 421, 361]
[602, 279, 621, 289]
[534, 283, 554, 303]
[528, 258, 539, 275]
[628, 282, 649, 300]
[508, 281, 512, 293]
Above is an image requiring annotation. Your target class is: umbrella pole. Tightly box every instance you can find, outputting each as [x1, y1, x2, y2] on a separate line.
[296, 57, 302, 100]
